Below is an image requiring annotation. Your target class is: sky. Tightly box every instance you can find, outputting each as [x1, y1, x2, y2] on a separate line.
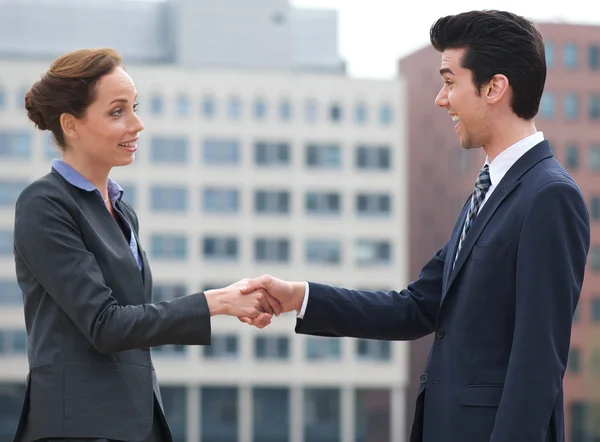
[292, 0, 600, 79]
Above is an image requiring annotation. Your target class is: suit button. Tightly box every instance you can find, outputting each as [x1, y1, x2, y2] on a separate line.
[436, 328, 446, 339]
[420, 373, 428, 384]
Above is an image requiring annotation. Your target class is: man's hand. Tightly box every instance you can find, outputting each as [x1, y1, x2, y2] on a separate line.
[237, 275, 306, 327]
[204, 279, 282, 328]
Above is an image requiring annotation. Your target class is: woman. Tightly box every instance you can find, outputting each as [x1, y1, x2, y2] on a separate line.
[13, 48, 277, 442]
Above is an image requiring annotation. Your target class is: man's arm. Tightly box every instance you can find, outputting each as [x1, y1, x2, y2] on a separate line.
[489, 182, 590, 442]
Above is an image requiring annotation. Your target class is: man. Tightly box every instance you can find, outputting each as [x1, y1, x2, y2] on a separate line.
[234, 10, 590, 442]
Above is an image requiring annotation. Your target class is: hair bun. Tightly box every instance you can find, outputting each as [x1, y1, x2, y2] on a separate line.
[24, 89, 48, 130]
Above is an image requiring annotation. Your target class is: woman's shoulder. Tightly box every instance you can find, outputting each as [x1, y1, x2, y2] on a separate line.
[16, 171, 71, 213]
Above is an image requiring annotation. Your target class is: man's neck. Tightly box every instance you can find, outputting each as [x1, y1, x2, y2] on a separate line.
[483, 119, 538, 162]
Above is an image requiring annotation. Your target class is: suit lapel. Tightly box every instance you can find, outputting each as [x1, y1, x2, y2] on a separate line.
[442, 200, 470, 295]
[441, 140, 554, 303]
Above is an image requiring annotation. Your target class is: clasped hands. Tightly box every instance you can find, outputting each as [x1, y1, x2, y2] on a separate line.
[203, 275, 305, 328]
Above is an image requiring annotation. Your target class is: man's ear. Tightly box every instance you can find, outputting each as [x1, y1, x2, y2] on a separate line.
[484, 74, 509, 105]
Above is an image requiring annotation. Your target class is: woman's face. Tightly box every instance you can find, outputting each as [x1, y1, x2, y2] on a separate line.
[70, 67, 144, 169]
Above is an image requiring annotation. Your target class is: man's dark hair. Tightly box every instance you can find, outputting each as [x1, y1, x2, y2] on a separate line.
[430, 10, 546, 120]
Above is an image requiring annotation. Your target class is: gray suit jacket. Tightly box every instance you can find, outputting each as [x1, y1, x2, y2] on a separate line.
[12, 169, 211, 441]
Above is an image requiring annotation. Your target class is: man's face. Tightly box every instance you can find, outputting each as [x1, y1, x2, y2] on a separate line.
[434, 48, 489, 150]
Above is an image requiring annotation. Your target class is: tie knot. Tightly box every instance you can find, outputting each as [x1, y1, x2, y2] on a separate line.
[475, 165, 491, 192]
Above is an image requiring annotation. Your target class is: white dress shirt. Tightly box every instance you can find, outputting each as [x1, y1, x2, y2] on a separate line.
[296, 131, 545, 319]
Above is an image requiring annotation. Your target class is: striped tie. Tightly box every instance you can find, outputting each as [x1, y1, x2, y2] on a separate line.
[454, 164, 492, 264]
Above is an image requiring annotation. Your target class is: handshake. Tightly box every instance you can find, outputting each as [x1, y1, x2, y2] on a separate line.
[203, 275, 305, 328]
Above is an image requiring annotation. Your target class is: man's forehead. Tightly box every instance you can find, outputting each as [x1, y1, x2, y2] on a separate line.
[440, 49, 466, 74]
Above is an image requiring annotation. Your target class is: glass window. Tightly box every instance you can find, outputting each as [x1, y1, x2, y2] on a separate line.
[564, 93, 579, 119]
[201, 387, 238, 442]
[201, 95, 216, 119]
[151, 345, 185, 358]
[304, 99, 318, 122]
[379, 103, 393, 125]
[254, 238, 290, 263]
[202, 237, 239, 261]
[203, 187, 239, 213]
[356, 145, 391, 170]
[305, 144, 341, 169]
[564, 43, 578, 69]
[590, 144, 600, 172]
[0, 230, 12, 256]
[356, 240, 392, 266]
[355, 389, 391, 442]
[150, 94, 163, 115]
[255, 190, 290, 214]
[590, 246, 600, 271]
[566, 144, 579, 170]
[279, 99, 291, 121]
[0, 330, 27, 355]
[330, 103, 342, 123]
[255, 141, 290, 166]
[175, 94, 190, 117]
[0, 131, 31, 159]
[589, 95, 600, 120]
[150, 186, 188, 212]
[0, 383, 26, 442]
[153, 284, 186, 302]
[305, 240, 341, 264]
[253, 388, 290, 442]
[356, 193, 391, 216]
[150, 235, 187, 260]
[306, 337, 341, 361]
[356, 339, 391, 361]
[204, 335, 238, 359]
[539, 92, 556, 119]
[590, 44, 600, 70]
[161, 387, 187, 442]
[305, 192, 341, 215]
[592, 298, 600, 322]
[227, 96, 242, 120]
[254, 336, 289, 360]
[545, 42, 555, 68]
[202, 138, 239, 165]
[0, 180, 28, 207]
[0, 88, 5, 110]
[254, 98, 267, 120]
[354, 102, 367, 124]
[150, 137, 188, 164]
[304, 388, 340, 442]
[0, 279, 21, 305]
[590, 197, 600, 221]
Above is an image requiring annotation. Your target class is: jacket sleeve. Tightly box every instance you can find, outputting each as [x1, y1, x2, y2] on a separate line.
[295, 241, 447, 340]
[489, 182, 590, 442]
[13, 186, 211, 354]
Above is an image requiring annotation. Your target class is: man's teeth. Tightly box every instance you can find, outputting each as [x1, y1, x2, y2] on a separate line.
[119, 142, 136, 147]
[451, 115, 460, 122]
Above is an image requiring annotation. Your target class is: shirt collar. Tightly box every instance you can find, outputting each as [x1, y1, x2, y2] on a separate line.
[484, 131, 544, 187]
[52, 159, 123, 203]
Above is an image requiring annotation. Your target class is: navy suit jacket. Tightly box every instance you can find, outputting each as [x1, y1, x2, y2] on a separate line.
[296, 141, 590, 442]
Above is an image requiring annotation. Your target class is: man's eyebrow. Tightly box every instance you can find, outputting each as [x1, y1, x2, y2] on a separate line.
[440, 68, 455, 76]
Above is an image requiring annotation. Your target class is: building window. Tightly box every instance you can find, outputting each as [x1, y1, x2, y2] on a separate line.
[354, 102, 367, 124]
[564, 93, 579, 119]
[304, 388, 341, 442]
[0, 87, 6, 110]
[590, 197, 600, 220]
[356, 339, 391, 361]
[204, 335, 238, 359]
[356, 145, 391, 170]
[355, 389, 391, 442]
[545, 42, 555, 68]
[153, 284, 186, 302]
[0, 131, 31, 159]
[150, 94, 163, 115]
[590, 44, 600, 70]
[566, 144, 579, 170]
[202, 236, 239, 261]
[202, 138, 239, 165]
[150, 186, 188, 212]
[590, 246, 600, 271]
[304, 99, 318, 122]
[356, 193, 391, 216]
[254, 238, 290, 263]
[592, 350, 600, 375]
[227, 96, 242, 120]
[175, 94, 190, 117]
[590, 144, 600, 172]
[592, 298, 600, 322]
[305, 143, 341, 169]
[0, 279, 20, 305]
[305, 192, 341, 215]
[151, 345, 185, 358]
[305, 240, 341, 264]
[539, 92, 556, 119]
[150, 137, 188, 164]
[279, 99, 291, 121]
[255, 141, 290, 166]
[254, 336, 289, 360]
[0, 180, 28, 207]
[203, 187, 239, 214]
[161, 387, 187, 442]
[356, 240, 391, 266]
[201, 387, 238, 442]
[253, 388, 290, 442]
[569, 401, 600, 442]
[253, 98, 267, 120]
[329, 103, 342, 123]
[379, 103, 393, 125]
[589, 95, 600, 120]
[201, 95, 216, 118]
[150, 235, 187, 260]
[0, 230, 12, 256]
[306, 337, 341, 361]
[564, 43, 578, 69]
[0, 383, 26, 442]
[255, 190, 290, 214]
[0, 329, 27, 355]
